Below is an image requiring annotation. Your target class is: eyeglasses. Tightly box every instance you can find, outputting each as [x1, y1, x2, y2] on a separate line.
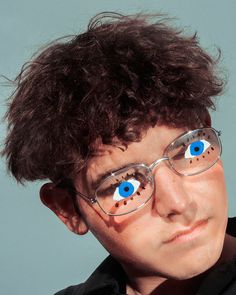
[76, 127, 222, 216]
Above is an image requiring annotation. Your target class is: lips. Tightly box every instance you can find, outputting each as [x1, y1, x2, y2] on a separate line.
[164, 219, 208, 244]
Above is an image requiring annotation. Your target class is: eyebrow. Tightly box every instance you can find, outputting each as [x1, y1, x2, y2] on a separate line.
[91, 162, 138, 190]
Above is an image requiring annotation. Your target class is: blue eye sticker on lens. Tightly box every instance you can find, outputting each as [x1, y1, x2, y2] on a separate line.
[185, 139, 210, 159]
[113, 179, 140, 201]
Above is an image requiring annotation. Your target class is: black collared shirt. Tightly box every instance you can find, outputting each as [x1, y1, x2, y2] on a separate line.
[55, 217, 236, 295]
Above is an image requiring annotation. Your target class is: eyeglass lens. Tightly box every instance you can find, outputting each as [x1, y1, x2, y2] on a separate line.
[96, 165, 154, 215]
[95, 128, 221, 216]
[166, 128, 221, 176]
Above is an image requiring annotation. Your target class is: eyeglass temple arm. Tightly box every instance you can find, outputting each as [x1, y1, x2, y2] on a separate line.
[76, 191, 97, 204]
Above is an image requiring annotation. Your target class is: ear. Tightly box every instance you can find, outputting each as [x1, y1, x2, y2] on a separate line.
[39, 183, 89, 235]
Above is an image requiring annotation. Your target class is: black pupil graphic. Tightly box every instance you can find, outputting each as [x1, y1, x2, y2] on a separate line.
[124, 186, 129, 192]
[194, 147, 200, 152]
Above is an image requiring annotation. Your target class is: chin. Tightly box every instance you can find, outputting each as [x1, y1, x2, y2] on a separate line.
[167, 239, 224, 280]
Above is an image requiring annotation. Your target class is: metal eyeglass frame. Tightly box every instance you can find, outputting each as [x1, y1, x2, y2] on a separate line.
[75, 127, 222, 216]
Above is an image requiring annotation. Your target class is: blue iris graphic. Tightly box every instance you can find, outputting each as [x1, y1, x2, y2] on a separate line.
[118, 181, 134, 198]
[113, 179, 141, 201]
[189, 141, 204, 156]
[184, 139, 210, 159]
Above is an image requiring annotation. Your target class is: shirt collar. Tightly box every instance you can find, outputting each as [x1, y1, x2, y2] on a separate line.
[78, 255, 127, 295]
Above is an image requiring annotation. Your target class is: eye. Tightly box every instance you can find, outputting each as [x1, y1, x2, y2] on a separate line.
[113, 179, 140, 201]
[185, 140, 210, 159]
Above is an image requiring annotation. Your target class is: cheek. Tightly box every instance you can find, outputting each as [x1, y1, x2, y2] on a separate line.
[78, 197, 158, 259]
[77, 198, 126, 249]
[185, 162, 228, 221]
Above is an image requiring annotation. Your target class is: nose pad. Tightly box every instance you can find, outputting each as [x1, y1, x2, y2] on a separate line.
[147, 175, 153, 182]
[151, 165, 196, 221]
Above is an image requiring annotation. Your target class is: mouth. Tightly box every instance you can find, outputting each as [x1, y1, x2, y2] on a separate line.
[164, 219, 209, 244]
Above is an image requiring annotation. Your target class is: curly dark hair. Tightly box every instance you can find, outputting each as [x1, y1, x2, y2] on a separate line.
[1, 12, 224, 187]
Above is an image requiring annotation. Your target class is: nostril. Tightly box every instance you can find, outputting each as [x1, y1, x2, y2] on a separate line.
[167, 212, 176, 218]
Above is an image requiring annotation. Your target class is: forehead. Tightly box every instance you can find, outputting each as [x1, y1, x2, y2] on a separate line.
[80, 125, 188, 189]
[92, 125, 186, 157]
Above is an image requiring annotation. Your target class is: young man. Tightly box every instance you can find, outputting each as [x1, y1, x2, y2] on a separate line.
[2, 12, 236, 295]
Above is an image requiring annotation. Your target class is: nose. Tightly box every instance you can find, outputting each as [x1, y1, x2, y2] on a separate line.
[151, 164, 196, 223]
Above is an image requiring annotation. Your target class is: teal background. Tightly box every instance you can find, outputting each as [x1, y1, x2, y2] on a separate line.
[0, 1, 236, 294]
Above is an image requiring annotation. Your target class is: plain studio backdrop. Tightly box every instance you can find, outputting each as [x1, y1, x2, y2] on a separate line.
[1, 1, 236, 294]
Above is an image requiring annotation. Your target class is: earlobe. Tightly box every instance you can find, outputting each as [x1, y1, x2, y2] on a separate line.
[39, 182, 89, 235]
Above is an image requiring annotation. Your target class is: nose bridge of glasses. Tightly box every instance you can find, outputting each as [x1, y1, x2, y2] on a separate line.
[149, 156, 169, 172]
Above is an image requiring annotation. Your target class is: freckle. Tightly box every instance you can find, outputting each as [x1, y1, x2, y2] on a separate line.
[124, 201, 127, 205]
[116, 179, 119, 182]
[211, 147, 214, 151]
[131, 197, 134, 200]
[202, 155, 205, 158]
[115, 203, 119, 207]
[208, 135, 211, 139]
[190, 160, 192, 164]
[137, 192, 140, 195]
[203, 133, 205, 136]
[208, 151, 210, 154]
[142, 186, 145, 189]
[197, 158, 199, 161]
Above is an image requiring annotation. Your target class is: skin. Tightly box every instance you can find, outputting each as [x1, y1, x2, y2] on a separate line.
[40, 124, 236, 295]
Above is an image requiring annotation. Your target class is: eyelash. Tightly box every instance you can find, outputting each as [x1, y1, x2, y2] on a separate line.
[113, 172, 143, 186]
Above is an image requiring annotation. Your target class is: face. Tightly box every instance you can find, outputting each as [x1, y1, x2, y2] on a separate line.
[74, 125, 228, 280]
